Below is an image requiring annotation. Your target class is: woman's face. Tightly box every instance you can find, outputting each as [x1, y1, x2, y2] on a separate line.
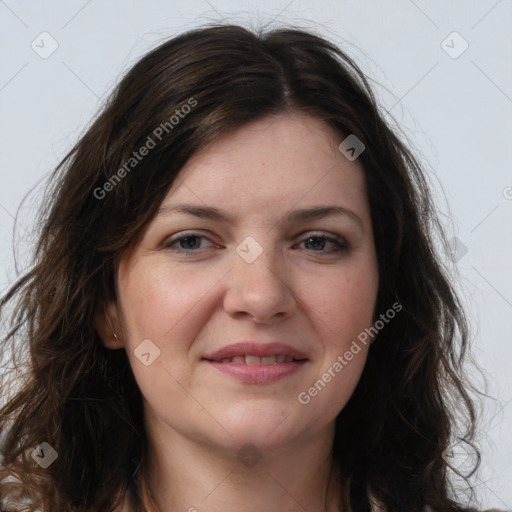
[104, 112, 379, 453]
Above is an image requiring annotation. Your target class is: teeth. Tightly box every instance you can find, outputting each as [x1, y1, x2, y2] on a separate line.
[244, 355, 261, 365]
[215, 355, 297, 364]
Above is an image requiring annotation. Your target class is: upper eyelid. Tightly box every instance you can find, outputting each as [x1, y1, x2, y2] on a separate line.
[164, 229, 347, 239]
[163, 230, 349, 248]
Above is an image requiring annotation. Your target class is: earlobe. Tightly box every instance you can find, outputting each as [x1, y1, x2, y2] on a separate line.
[94, 302, 124, 349]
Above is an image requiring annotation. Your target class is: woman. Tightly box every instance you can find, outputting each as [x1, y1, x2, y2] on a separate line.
[0, 23, 499, 512]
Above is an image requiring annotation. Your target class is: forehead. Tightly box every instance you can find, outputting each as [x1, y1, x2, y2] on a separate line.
[162, 112, 369, 221]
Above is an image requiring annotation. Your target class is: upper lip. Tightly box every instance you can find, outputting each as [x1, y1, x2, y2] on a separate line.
[203, 342, 308, 361]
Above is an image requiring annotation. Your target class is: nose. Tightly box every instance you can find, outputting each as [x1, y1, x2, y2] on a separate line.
[222, 242, 297, 324]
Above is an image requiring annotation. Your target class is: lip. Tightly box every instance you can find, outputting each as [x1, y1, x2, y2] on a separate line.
[206, 360, 307, 383]
[203, 341, 308, 361]
[202, 341, 309, 384]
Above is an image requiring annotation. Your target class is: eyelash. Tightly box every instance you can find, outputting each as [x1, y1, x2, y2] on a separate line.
[162, 231, 351, 255]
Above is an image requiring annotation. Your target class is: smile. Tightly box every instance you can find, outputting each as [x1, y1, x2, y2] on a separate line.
[207, 355, 301, 364]
[202, 341, 309, 383]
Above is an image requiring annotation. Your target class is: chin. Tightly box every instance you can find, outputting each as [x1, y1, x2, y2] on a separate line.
[210, 406, 304, 451]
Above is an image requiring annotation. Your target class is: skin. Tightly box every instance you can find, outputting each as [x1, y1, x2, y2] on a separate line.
[96, 112, 379, 512]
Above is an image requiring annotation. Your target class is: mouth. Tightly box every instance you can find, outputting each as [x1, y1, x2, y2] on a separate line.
[204, 355, 304, 364]
[202, 342, 308, 384]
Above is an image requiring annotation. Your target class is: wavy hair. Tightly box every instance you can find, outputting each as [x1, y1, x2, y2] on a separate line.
[0, 23, 480, 511]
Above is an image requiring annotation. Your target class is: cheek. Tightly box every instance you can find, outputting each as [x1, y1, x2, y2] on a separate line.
[119, 262, 215, 344]
[301, 263, 378, 344]
[117, 261, 230, 395]
[295, 262, 376, 415]
[117, 264, 211, 409]
[297, 344, 369, 431]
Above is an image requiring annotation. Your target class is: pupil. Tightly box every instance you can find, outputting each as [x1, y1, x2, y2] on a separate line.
[307, 237, 324, 250]
[181, 236, 199, 249]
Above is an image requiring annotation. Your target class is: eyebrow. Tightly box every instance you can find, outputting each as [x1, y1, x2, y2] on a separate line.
[157, 203, 364, 231]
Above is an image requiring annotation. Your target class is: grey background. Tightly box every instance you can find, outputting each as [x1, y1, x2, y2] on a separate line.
[0, 0, 510, 509]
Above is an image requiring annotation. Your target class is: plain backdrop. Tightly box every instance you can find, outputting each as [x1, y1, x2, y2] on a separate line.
[0, 1, 511, 509]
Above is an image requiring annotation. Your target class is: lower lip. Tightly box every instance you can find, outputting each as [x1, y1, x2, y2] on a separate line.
[204, 360, 307, 384]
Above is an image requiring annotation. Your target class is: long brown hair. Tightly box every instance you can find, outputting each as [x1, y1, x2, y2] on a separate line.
[1, 23, 481, 511]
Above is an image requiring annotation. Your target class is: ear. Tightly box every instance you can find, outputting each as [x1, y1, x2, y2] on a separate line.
[94, 301, 124, 349]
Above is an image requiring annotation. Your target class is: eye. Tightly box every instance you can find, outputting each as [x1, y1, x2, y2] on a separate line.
[162, 232, 216, 253]
[294, 232, 350, 254]
[162, 231, 351, 255]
